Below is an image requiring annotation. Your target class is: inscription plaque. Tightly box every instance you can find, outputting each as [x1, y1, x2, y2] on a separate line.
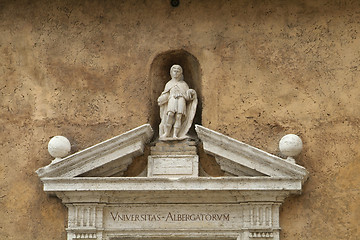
[148, 155, 198, 177]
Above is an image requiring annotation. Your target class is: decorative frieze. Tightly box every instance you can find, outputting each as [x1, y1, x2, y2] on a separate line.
[66, 204, 105, 240]
[74, 233, 97, 239]
[249, 232, 274, 238]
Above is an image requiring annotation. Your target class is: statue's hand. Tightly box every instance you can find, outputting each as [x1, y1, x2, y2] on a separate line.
[175, 93, 183, 98]
[187, 89, 196, 100]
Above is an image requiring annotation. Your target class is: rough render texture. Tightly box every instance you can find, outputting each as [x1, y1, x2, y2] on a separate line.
[0, 0, 359, 239]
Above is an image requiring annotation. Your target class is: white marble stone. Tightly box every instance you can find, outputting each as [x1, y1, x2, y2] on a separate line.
[158, 65, 197, 140]
[36, 124, 308, 240]
[37, 124, 153, 178]
[48, 136, 71, 162]
[195, 125, 308, 180]
[279, 134, 303, 163]
[41, 177, 304, 195]
[148, 155, 199, 177]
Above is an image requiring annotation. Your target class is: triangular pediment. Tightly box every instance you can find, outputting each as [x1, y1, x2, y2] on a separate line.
[195, 125, 308, 181]
[36, 124, 153, 178]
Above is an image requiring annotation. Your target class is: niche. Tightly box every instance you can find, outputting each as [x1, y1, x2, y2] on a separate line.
[149, 50, 202, 139]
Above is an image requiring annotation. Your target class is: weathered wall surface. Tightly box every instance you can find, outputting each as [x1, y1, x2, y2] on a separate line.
[0, 0, 359, 239]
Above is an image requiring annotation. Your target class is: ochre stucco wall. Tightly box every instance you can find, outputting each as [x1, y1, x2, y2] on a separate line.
[1, 0, 359, 239]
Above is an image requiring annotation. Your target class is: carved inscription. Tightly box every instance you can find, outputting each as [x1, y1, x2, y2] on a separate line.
[104, 204, 243, 230]
[110, 212, 230, 222]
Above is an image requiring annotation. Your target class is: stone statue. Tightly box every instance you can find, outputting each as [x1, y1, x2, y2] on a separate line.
[158, 64, 197, 140]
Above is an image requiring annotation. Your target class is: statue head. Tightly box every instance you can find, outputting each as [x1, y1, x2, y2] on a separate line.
[170, 64, 183, 79]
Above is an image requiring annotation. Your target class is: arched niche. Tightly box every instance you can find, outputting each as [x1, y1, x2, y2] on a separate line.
[149, 50, 202, 139]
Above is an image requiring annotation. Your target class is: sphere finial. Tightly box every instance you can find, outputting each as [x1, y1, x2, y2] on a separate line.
[48, 136, 71, 163]
[279, 134, 303, 163]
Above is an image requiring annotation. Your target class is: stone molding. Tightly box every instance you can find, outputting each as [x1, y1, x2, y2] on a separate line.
[36, 124, 308, 240]
[195, 125, 308, 181]
[36, 124, 153, 178]
[41, 177, 303, 194]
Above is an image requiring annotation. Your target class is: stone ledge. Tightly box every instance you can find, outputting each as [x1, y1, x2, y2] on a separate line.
[40, 177, 303, 193]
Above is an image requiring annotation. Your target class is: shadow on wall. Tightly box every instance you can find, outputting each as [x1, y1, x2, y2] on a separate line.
[149, 49, 202, 140]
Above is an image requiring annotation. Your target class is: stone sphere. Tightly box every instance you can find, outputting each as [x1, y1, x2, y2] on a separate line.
[279, 134, 303, 157]
[48, 136, 71, 159]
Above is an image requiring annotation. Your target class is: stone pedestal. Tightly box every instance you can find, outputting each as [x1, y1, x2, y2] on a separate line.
[148, 139, 199, 177]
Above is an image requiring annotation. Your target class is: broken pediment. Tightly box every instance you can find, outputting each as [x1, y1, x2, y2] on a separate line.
[195, 125, 308, 181]
[36, 124, 153, 178]
[36, 124, 308, 240]
[36, 124, 308, 181]
[36, 124, 309, 197]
